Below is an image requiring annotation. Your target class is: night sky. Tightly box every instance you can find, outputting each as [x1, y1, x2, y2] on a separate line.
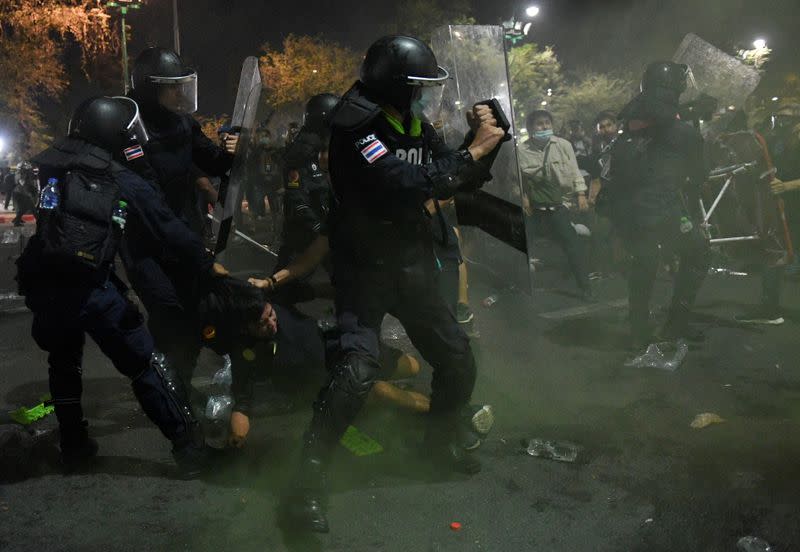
[104, 0, 799, 116]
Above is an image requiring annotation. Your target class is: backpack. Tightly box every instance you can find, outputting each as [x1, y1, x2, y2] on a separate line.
[36, 165, 122, 276]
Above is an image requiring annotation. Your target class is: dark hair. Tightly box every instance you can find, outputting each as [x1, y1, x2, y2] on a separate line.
[202, 277, 268, 333]
[526, 109, 553, 130]
[594, 110, 617, 126]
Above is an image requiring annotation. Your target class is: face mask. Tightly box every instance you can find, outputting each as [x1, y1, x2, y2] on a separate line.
[410, 85, 445, 124]
[533, 129, 553, 140]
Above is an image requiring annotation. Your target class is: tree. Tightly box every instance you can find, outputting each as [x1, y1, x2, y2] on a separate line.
[196, 114, 230, 142]
[552, 72, 637, 130]
[507, 43, 563, 128]
[0, 0, 119, 156]
[507, 43, 636, 131]
[259, 35, 360, 109]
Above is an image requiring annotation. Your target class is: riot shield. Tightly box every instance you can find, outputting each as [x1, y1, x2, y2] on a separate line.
[213, 56, 267, 256]
[431, 25, 533, 293]
[673, 33, 761, 109]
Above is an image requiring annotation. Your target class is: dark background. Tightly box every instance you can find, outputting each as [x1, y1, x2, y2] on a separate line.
[103, 0, 797, 117]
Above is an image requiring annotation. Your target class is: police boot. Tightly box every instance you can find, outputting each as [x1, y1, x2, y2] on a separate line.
[281, 433, 330, 534]
[171, 433, 211, 479]
[59, 420, 98, 468]
[134, 352, 210, 478]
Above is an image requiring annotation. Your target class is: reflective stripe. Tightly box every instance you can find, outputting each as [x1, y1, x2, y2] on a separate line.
[381, 109, 422, 137]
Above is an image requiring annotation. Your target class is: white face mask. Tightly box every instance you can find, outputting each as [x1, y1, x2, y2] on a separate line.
[410, 84, 445, 123]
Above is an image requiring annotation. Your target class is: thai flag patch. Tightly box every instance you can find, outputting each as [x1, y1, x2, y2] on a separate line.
[123, 145, 144, 161]
[360, 139, 388, 164]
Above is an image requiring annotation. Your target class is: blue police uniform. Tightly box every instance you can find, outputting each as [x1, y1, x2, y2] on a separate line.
[299, 82, 492, 459]
[19, 138, 214, 451]
[122, 101, 233, 386]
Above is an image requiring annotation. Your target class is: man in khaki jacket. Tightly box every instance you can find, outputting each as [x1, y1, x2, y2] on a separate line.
[518, 109, 592, 300]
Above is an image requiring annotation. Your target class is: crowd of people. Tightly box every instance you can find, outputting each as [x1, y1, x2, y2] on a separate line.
[8, 32, 798, 536]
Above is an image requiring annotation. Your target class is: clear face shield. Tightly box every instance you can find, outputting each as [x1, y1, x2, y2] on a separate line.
[112, 96, 149, 146]
[151, 72, 198, 114]
[408, 66, 449, 124]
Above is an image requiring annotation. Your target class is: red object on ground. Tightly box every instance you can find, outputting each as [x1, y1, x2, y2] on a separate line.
[449, 522, 462, 531]
[0, 214, 35, 224]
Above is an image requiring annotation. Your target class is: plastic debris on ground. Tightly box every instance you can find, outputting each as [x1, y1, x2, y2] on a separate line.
[737, 536, 772, 552]
[482, 294, 498, 308]
[708, 267, 749, 277]
[205, 355, 233, 448]
[381, 315, 407, 341]
[690, 412, 726, 429]
[8, 394, 54, 425]
[521, 438, 580, 463]
[340, 425, 383, 456]
[624, 340, 688, 372]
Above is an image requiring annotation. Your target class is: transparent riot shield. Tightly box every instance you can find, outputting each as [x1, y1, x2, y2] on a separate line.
[213, 56, 277, 260]
[673, 33, 761, 109]
[431, 25, 533, 293]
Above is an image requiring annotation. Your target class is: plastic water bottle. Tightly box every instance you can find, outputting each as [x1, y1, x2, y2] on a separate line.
[111, 200, 128, 230]
[39, 178, 59, 210]
[205, 355, 233, 449]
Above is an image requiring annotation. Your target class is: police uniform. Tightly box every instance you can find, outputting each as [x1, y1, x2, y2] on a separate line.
[125, 56, 233, 389]
[278, 129, 331, 267]
[296, 81, 490, 476]
[18, 134, 212, 464]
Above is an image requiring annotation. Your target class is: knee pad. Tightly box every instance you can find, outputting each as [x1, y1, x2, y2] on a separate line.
[131, 351, 199, 443]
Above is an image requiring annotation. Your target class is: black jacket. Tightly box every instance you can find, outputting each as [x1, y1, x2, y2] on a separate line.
[327, 82, 485, 269]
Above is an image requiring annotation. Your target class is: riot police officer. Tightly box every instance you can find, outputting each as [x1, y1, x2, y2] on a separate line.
[16, 96, 221, 474]
[606, 61, 710, 347]
[127, 47, 236, 390]
[284, 35, 505, 533]
[275, 93, 339, 300]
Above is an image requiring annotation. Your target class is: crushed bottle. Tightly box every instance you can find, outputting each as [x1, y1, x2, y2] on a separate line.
[521, 438, 580, 463]
[708, 267, 748, 277]
[624, 339, 688, 372]
[204, 355, 233, 448]
[737, 536, 772, 552]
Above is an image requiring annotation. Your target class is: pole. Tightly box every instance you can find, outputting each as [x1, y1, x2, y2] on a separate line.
[172, 0, 181, 55]
[120, 7, 129, 93]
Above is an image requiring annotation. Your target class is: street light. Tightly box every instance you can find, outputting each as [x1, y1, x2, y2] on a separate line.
[104, 0, 143, 93]
[504, 6, 541, 45]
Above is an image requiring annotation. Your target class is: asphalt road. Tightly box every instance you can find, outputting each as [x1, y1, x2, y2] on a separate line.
[1, 228, 799, 552]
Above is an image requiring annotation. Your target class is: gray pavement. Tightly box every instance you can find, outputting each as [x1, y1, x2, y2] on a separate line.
[1, 233, 799, 551]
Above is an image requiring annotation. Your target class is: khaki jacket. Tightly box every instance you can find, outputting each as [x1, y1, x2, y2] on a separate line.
[518, 136, 587, 207]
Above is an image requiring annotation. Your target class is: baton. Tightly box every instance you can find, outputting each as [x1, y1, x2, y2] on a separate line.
[206, 213, 278, 257]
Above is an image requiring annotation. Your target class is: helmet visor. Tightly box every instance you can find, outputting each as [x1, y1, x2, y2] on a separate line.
[151, 72, 198, 114]
[410, 85, 446, 124]
[112, 96, 149, 146]
[407, 65, 450, 87]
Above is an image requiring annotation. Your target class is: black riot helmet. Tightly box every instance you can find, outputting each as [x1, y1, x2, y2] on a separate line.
[360, 35, 449, 117]
[641, 61, 690, 95]
[68, 96, 149, 155]
[303, 93, 340, 133]
[131, 47, 198, 114]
